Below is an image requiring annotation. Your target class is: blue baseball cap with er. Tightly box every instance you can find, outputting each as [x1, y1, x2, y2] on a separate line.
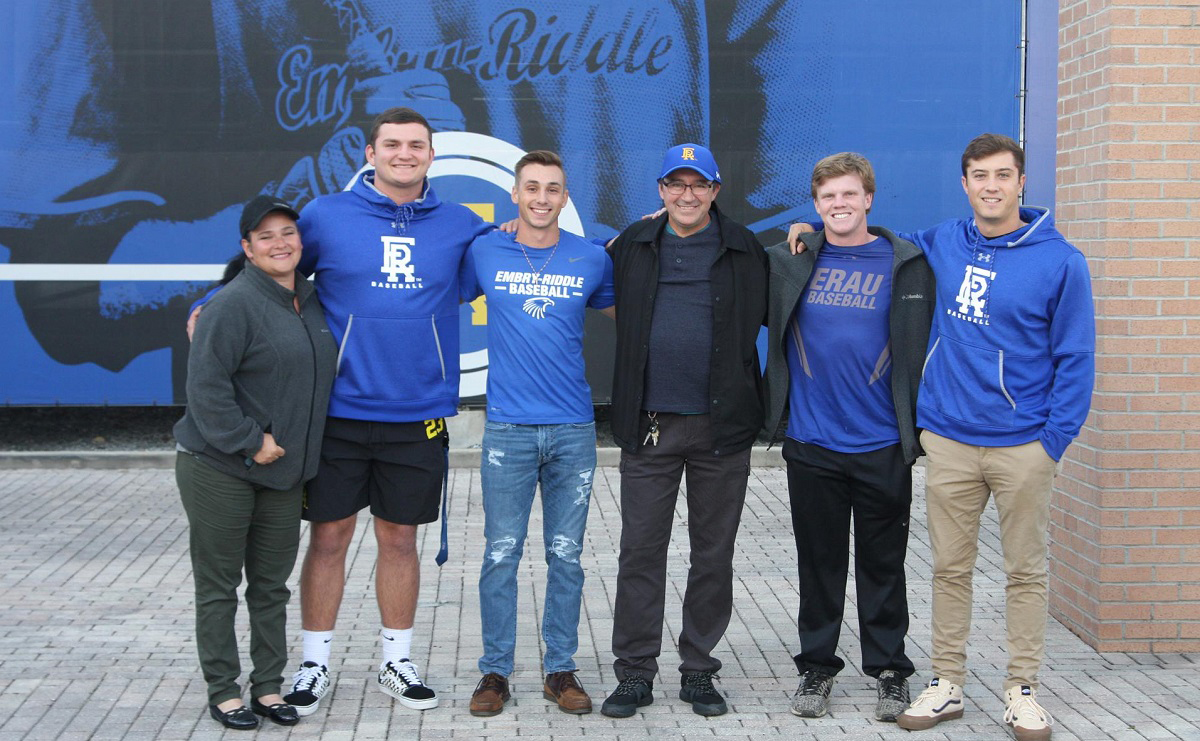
[659, 143, 721, 184]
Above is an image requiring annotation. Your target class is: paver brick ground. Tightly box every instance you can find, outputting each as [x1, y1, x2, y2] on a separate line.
[0, 464, 1196, 740]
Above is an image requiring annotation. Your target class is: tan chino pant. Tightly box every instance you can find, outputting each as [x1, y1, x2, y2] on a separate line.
[920, 430, 1059, 690]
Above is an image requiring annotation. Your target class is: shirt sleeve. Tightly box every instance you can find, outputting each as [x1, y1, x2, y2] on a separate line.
[1039, 251, 1096, 460]
[296, 201, 320, 277]
[588, 249, 616, 310]
[459, 241, 483, 302]
[185, 297, 265, 457]
[895, 226, 938, 254]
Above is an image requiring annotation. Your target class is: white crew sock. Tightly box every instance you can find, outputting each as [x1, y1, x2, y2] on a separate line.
[381, 626, 413, 666]
[301, 629, 334, 667]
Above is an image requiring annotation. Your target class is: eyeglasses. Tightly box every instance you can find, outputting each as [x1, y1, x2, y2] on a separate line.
[660, 180, 715, 195]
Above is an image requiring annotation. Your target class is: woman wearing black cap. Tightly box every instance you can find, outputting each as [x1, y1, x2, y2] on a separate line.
[174, 196, 337, 730]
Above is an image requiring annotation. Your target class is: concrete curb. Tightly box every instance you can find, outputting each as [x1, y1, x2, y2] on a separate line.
[0, 446, 788, 469]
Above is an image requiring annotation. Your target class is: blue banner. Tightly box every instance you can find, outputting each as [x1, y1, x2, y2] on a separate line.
[0, 0, 1021, 404]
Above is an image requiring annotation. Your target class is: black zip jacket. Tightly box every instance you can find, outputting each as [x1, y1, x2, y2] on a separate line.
[175, 262, 338, 489]
[608, 203, 768, 454]
[763, 227, 935, 465]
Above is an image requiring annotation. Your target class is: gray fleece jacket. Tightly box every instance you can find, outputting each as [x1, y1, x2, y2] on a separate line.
[174, 262, 337, 489]
[763, 227, 935, 465]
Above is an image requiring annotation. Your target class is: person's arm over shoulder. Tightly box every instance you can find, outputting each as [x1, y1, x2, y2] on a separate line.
[894, 224, 940, 255]
[185, 292, 266, 457]
[469, 208, 494, 241]
[459, 237, 484, 303]
[296, 200, 321, 277]
[450, 201, 494, 241]
[185, 253, 248, 340]
[606, 223, 634, 258]
[1040, 250, 1096, 461]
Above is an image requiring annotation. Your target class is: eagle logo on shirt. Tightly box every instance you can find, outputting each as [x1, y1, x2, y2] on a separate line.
[522, 297, 554, 319]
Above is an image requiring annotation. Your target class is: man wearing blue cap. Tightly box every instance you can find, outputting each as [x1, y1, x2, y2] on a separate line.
[601, 144, 768, 718]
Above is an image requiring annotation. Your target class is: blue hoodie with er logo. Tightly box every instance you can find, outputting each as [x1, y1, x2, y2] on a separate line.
[903, 207, 1095, 461]
[298, 173, 491, 423]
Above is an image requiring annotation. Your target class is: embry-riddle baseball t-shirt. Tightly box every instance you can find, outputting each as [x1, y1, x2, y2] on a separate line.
[785, 236, 899, 452]
[461, 229, 615, 424]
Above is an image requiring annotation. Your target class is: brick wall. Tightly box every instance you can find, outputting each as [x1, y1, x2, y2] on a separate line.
[1053, 0, 1200, 651]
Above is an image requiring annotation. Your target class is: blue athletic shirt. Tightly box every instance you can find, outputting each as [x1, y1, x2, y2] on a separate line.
[460, 230, 615, 424]
[785, 236, 899, 452]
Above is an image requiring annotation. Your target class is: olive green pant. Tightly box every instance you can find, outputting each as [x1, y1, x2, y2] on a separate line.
[176, 452, 303, 705]
[921, 431, 1059, 690]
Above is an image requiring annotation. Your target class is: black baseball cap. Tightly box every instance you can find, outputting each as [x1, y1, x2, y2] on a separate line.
[239, 195, 300, 238]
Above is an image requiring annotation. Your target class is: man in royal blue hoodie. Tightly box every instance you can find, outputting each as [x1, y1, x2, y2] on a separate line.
[278, 107, 491, 716]
[791, 134, 1094, 741]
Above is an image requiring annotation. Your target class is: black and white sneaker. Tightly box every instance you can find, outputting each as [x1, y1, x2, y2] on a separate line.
[283, 661, 331, 717]
[790, 670, 835, 718]
[875, 670, 910, 722]
[378, 659, 438, 710]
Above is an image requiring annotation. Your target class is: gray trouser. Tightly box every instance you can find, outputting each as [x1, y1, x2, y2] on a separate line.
[611, 413, 751, 680]
[176, 452, 303, 704]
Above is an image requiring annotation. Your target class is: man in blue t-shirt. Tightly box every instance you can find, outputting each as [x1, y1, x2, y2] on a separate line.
[458, 151, 615, 718]
[764, 153, 934, 723]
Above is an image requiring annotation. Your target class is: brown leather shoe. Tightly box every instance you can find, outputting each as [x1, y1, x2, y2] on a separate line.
[543, 671, 593, 714]
[470, 673, 510, 717]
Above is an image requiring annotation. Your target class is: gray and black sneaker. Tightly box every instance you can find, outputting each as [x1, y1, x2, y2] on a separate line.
[680, 671, 728, 716]
[600, 675, 653, 718]
[283, 662, 331, 717]
[790, 670, 835, 718]
[875, 670, 910, 722]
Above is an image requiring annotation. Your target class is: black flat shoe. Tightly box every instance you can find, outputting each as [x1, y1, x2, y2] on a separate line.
[251, 697, 301, 726]
[208, 703, 258, 730]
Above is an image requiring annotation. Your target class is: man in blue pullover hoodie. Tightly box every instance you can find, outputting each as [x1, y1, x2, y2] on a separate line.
[277, 107, 491, 715]
[790, 134, 1094, 741]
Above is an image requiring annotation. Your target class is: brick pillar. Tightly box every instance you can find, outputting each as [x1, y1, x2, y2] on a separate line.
[1053, 0, 1200, 651]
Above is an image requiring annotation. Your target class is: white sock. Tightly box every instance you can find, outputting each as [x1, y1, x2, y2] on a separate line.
[381, 626, 413, 666]
[301, 630, 334, 667]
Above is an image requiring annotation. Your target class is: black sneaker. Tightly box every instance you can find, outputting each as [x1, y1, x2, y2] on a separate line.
[679, 671, 728, 716]
[378, 659, 438, 710]
[600, 675, 653, 718]
[283, 662, 331, 717]
[875, 670, 910, 722]
[790, 669, 835, 718]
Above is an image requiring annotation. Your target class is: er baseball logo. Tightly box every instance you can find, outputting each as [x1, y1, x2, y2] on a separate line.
[951, 264, 996, 325]
[377, 236, 417, 286]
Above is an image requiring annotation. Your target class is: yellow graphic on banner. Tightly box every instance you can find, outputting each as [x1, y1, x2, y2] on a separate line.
[463, 203, 494, 221]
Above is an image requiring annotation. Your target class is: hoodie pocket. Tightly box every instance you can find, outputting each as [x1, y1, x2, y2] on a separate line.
[921, 335, 1016, 429]
[334, 313, 456, 404]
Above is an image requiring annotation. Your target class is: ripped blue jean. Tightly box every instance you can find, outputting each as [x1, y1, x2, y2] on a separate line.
[478, 420, 596, 676]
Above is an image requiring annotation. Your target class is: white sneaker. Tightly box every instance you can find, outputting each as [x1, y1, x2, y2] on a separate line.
[378, 659, 439, 710]
[1004, 685, 1053, 741]
[283, 662, 331, 716]
[895, 677, 964, 730]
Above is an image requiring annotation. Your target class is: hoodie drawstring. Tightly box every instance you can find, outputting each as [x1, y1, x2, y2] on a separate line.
[392, 203, 415, 233]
